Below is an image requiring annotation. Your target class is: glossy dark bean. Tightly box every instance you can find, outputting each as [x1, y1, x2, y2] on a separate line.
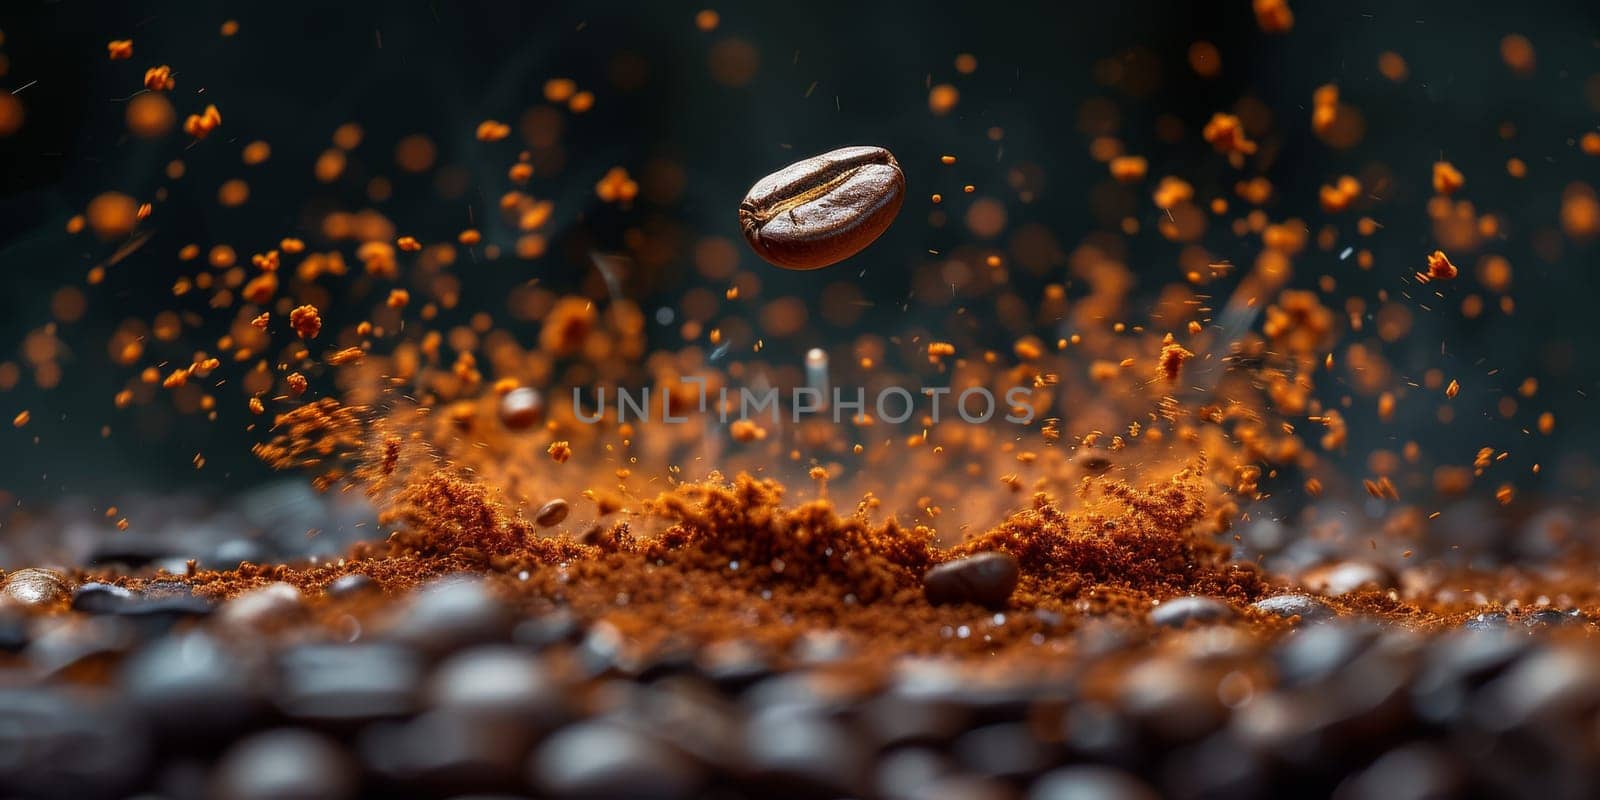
[121, 632, 267, 741]
[743, 707, 869, 798]
[361, 710, 534, 793]
[385, 577, 512, 654]
[1148, 595, 1235, 628]
[276, 643, 423, 723]
[738, 146, 905, 270]
[923, 551, 1020, 610]
[1, 567, 71, 609]
[1075, 450, 1114, 473]
[1028, 765, 1160, 800]
[217, 582, 306, 631]
[427, 646, 564, 722]
[0, 688, 151, 798]
[1250, 593, 1335, 623]
[1273, 622, 1380, 688]
[498, 387, 544, 430]
[325, 573, 379, 599]
[212, 728, 357, 800]
[1299, 560, 1397, 597]
[72, 581, 136, 614]
[534, 498, 570, 528]
[532, 720, 702, 800]
[953, 722, 1055, 779]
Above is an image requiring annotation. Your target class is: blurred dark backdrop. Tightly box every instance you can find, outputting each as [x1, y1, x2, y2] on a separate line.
[0, 0, 1597, 506]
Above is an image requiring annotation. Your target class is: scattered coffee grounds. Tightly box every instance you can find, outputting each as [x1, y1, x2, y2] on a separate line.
[3, 4, 1600, 800]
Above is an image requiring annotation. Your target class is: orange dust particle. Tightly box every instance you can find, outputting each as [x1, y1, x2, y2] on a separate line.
[1445, 379, 1460, 399]
[86, 192, 138, 240]
[1187, 41, 1221, 78]
[386, 289, 410, 309]
[332, 123, 363, 150]
[1499, 34, 1535, 77]
[1109, 155, 1148, 183]
[1425, 250, 1459, 281]
[0, 93, 23, 137]
[286, 372, 308, 396]
[1581, 132, 1600, 156]
[11, 410, 29, 428]
[217, 179, 250, 207]
[394, 134, 437, 173]
[289, 305, 323, 340]
[544, 78, 578, 103]
[325, 347, 364, 366]
[1158, 336, 1194, 383]
[730, 419, 766, 442]
[143, 65, 175, 91]
[707, 38, 760, 88]
[928, 84, 959, 116]
[396, 236, 422, 252]
[220, 20, 240, 37]
[126, 93, 175, 137]
[547, 440, 572, 463]
[954, 53, 978, 74]
[475, 120, 511, 142]
[1202, 112, 1256, 155]
[1377, 52, 1408, 82]
[1252, 0, 1293, 33]
[694, 9, 720, 32]
[595, 167, 639, 205]
[182, 104, 222, 140]
[1432, 161, 1464, 195]
[1506, 157, 1527, 178]
[241, 140, 272, 165]
[107, 40, 133, 60]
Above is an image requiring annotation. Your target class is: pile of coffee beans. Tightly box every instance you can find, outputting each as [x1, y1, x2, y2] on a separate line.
[5, 558, 1600, 799]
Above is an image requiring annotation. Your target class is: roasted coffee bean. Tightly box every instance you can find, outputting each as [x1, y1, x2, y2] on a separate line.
[325, 572, 379, 599]
[498, 386, 544, 430]
[122, 631, 268, 741]
[385, 577, 512, 654]
[364, 711, 537, 793]
[1148, 595, 1235, 628]
[217, 582, 306, 631]
[1249, 593, 1335, 623]
[277, 643, 423, 723]
[1461, 611, 1510, 632]
[953, 722, 1055, 779]
[212, 728, 357, 800]
[1028, 765, 1159, 800]
[72, 581, 136, 614]
[1524, 608, 1585, 629]
[1299, 560, 1397, 597]
[533, 719, 702, 800]
[0, 612, 28, 652]
[743, 707, 869, 798]
[0, 567, 71, 610]
[1075, 450, 1114, 473]
[427, 645, 564, 722]
[1273, 622, 1382, 688]
[738, 146, 904, 270]
[923, 551, 1020, 610]
[0, 688, 150, 798]
[535, 498, 571, 528]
